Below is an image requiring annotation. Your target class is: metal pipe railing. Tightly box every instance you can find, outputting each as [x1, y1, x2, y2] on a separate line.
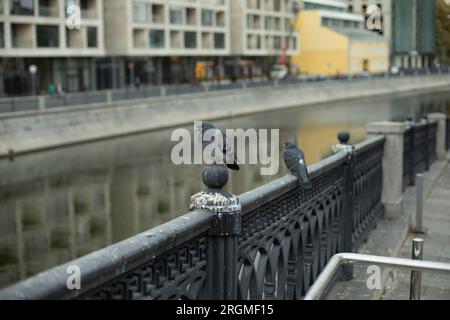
[304, 251, 450, 300]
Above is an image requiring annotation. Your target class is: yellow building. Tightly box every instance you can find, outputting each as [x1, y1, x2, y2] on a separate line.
[291, 0, 389, 76]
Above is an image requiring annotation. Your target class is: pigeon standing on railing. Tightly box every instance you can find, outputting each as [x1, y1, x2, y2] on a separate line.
[195, 121, 240, 171]
[284, 142, 312, 190]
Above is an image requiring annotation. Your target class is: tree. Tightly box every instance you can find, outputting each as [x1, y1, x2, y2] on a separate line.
[436, 0, 450, 64]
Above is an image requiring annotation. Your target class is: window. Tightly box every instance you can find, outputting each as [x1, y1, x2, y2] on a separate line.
[149, 30, 164, 48]
[214, 33, 225, 49]
[10, 0, 34, 15]
[186, 7, 196, 25]
[36, 25, 59, 47]
[11, 24, 33, 48]
[80, 0, 96, 19]
[87, 27, 97, 48]
[202, 9, 213, 26]
[66, 28, 83, 47]
[152, 4, 164, 24]
[184, 32, 196, 49]
[39, 0, 58, 17]
[133, 2, 151, 23]
[170, 7, 183, 25]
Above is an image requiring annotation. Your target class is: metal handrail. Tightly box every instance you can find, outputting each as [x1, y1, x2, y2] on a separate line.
[304, 252, 450, 300]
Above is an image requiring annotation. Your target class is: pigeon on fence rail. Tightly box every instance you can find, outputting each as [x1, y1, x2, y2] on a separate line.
[284, 142, 312, 190]
[195, 121, 240, 171]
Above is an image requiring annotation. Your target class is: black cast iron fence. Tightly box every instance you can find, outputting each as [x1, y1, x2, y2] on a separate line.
[403, 119, 439, 190]
[0, 135, 385, 300]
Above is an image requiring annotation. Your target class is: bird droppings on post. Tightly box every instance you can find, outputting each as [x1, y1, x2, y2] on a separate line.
[331, 131, 354, 154]
[190, 164, 241, 214]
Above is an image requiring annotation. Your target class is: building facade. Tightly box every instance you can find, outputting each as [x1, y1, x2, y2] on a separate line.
[0, 0, 303, 96]
[0, 0, 105, 96]
[229, 0, 300, 78]
[339, 0, 436, 69]
[291, 0, 389, 76]
[102, 0, 231, 87]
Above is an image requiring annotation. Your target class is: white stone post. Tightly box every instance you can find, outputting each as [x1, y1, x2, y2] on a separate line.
[366, 122, 407, 218]
[428, 113, 447, 161]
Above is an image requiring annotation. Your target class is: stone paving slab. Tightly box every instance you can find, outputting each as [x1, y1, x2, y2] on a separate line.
[382, 162, 450, 300]
[326, 156, 449, 300]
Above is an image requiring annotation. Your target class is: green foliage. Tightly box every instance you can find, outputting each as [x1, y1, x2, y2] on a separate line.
[436, 0, 450, 64]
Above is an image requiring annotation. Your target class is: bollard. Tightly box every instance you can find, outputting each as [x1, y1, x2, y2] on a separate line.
[189, 164, 241, 300]
[422, 116, 430, 171]
[415, 173, 425, 234]
[410, 238, 424, 300]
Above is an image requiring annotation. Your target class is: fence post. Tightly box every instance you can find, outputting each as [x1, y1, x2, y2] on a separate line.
[422, 116, 430, 171]
[405, 118, 416, 186]
[366, 122, 406, 218]
[336, 132, 355, 280]
[189, 164, 241, 300]
[428, 113, 447, 161]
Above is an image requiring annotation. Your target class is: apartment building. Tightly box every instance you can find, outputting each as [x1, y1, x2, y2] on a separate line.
[0, 0, 105, 96]
[0, 0, 303, 96]
[339, 0, 436, 69]
[102, 0, 230, 87]
[229, 0, 300, 78]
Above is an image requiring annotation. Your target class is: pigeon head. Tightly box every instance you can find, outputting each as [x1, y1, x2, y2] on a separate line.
[194, 121, 215, 134]
[284, 141, 297, 150]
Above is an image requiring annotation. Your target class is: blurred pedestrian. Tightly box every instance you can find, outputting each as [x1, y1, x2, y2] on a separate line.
[48, 83, 56, 96]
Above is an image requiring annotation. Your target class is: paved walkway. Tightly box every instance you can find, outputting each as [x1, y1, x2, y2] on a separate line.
[382, 155, 450, 300]
[327, 153, 450, 300]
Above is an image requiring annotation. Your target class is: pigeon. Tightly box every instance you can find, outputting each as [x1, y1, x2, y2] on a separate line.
[195, 121, 240, 171]
[284, 142, 312, 190]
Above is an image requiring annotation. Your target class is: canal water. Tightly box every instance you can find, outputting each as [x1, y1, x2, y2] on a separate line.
[1, 89, 449, 288]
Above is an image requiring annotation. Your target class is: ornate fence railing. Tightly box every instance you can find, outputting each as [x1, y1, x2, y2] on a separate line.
[0, 135, 385, 300]
[403, 119, 438, 190]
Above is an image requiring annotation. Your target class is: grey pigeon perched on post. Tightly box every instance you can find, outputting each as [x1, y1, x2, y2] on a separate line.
[284, 142, 312, 190]
[195, 121, 240, 171]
